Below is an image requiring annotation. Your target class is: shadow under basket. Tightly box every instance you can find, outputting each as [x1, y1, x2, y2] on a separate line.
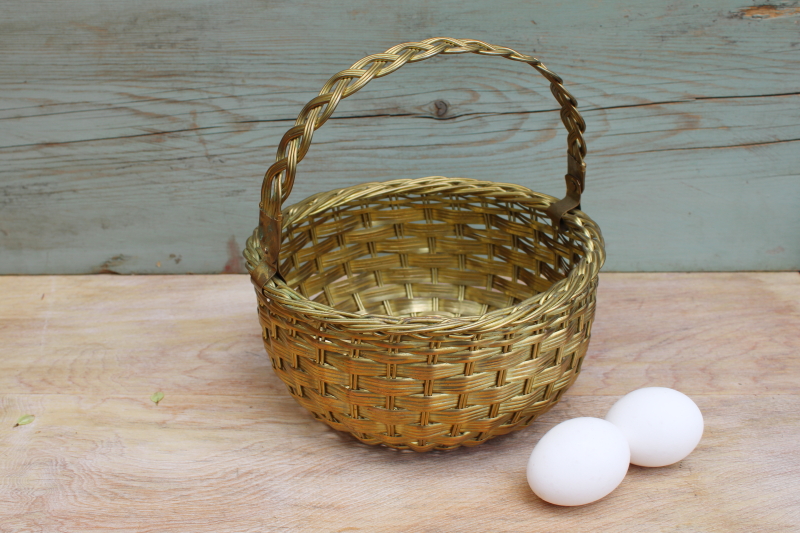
[243, 38, 605, 451]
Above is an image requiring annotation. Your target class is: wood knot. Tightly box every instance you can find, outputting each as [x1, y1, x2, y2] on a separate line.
[432, 99, 450, 119]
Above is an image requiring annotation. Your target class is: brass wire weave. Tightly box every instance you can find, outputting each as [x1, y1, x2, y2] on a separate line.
[244, 38, 605, 451]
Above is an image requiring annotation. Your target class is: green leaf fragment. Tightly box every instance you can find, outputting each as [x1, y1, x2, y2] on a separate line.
[14, 414, 35, 427]
[150, 391, 164, 405]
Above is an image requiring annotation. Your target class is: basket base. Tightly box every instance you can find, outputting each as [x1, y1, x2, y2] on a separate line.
[313, 390, 565, 452]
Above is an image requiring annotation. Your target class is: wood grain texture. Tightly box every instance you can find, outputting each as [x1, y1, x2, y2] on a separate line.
[1, 0, 799, 274]
[1, 273, 799, 532]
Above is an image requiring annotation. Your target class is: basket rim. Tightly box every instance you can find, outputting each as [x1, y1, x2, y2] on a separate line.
[248, 176, 605, 333]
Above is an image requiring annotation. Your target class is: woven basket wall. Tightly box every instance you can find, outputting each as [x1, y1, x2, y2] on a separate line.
[244, 38, 605, 451]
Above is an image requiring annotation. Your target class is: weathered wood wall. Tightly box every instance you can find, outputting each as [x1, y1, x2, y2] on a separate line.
[1, 0, 798, 274]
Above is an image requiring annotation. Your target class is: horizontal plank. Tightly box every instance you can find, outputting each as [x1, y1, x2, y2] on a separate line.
[2, 393, 798, 532]
[1, 0, 799, 273]
[1, 273, 798, 396]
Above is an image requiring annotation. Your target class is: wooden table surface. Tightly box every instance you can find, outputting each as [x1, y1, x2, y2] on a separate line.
[1, 273, 799, 532]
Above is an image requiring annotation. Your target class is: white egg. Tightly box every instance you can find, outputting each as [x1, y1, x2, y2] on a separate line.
[527, 417, 630, 506]
[605, 387, 704, 467]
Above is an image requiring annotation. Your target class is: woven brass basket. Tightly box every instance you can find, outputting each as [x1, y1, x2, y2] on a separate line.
[244, 38, 605, 451]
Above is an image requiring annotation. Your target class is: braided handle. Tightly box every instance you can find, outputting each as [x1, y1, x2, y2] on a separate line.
[256, 37, 587, 283]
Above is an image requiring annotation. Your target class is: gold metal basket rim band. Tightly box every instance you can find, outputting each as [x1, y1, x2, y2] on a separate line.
[244, 176, 605, 334]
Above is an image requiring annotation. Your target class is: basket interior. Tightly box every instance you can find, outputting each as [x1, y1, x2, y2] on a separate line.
[278, 187, 587, 318]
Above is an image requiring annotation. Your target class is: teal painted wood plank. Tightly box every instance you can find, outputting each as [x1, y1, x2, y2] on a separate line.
[1, 0, 799, 273]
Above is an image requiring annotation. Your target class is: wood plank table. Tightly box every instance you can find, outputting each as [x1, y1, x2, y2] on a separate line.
[1, 273, 799, 532]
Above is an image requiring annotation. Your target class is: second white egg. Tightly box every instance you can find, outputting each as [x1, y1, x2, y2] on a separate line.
[605, 387, 704, 467]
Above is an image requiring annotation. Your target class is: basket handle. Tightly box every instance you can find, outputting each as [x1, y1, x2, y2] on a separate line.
[255, 37, 587, 284]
